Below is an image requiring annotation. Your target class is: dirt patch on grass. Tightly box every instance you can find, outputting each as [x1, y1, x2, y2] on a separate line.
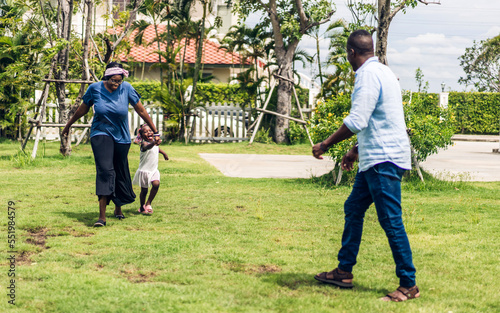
[95, 264, 105, 271]
[17, 251, 34, 265]
[226, 262, 282, 275]
[235, 206, 247, 212]
[25, 227, 48, 248]
[121, 268, 157, 283]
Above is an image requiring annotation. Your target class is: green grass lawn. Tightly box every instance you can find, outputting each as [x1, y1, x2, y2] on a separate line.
[1, 140, 499, 312]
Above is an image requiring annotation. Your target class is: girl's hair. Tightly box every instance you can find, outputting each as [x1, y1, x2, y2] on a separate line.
[134, 124, 150, 144]
[102, 62, 124, 81]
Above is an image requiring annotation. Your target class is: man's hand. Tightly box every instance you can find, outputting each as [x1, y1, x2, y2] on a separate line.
[312, 142, 326, 159]
[341, 147, 358, 171]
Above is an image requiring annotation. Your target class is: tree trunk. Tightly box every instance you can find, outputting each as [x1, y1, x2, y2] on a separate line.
[274, 59, 294, 144]
[154, 21, 163, 87]
[376, 0, 391, 65]
[191, 2, 206, 104]
[187, 0, 207, 143]
[274, 80, 293, 143]
[56, 0, 74, 156]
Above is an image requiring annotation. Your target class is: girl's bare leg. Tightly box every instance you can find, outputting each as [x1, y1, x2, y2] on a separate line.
[139, 187, 148, 212]
[146, 181, 160, 206]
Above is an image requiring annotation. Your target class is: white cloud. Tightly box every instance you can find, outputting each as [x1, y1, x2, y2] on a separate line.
[386, 32, 476, 92]
[483, 26, 500, 38]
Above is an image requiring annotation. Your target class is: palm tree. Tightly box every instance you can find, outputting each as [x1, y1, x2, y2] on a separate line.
[133, 0, 170, 87]
[222, 24, 273, 84]
[307, 26, 325, 87]
[320, 18, 355, 97]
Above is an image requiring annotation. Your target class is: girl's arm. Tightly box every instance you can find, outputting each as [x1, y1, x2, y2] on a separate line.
[159, 148, 169, 160]
[140, 140, 156, 152]
[133, 101, 160, 143]
[62, 103, 91, 137]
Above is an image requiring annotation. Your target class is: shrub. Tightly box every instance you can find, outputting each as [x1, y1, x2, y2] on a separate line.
[309, 91, 456, 185]
[286, 121, 308, 144]
[308, 94, 358, 185]
[402, 92, 455, 162]
[130, 81, 255, 106]
[448, 92, 500, 134]
[130, 81, 161, 104]
[254, 128, 274, 144]
[308, 93, 357, 162]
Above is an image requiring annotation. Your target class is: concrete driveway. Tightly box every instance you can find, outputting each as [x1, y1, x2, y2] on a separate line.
[198, 153, 335, 179]
[420, 139, 500, 182]
[199, 136, 500, 181]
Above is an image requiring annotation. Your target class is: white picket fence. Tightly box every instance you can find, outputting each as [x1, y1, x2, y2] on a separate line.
[190, 102, 251, 142]
[31, 103, 163, 142]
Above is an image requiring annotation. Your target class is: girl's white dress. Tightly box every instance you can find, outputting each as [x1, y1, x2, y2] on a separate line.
[133, 145, 160, 188]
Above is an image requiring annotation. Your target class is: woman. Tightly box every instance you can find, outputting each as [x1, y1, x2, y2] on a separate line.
[62, 62, 160, 227]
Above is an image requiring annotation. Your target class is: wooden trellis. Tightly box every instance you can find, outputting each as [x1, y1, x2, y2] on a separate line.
[24, 79, 95, 159]
[249, 72, 313, 146]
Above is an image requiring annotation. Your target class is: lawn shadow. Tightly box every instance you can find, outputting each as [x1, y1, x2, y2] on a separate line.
[60, 211, 99, 227]
[261, 272, 388, 294]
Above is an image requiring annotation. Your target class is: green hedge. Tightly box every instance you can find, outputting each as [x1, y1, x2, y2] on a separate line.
[448, 92, 500, 134]
[406, 92, 500, 135]
[130, 81, 254, 105]
[129, 81, 161, 103]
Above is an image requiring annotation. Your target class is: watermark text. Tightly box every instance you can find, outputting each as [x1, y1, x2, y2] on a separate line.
[7, 201, 16, 305]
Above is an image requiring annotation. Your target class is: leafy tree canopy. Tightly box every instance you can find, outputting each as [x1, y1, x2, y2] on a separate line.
[459, 34, 500, 92]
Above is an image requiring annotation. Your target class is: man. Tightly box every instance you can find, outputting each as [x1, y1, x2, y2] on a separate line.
[312, 30, 419, 302]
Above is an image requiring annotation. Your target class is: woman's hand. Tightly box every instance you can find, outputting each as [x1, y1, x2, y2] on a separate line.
[154, 136, 162, 145]
[61, 103, 90, 137]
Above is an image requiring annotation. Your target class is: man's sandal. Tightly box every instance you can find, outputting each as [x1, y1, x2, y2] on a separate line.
[381, 286, 420, 302]
[314, 268, 354, 288]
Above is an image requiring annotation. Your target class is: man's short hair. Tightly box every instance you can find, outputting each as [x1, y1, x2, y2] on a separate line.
[347, 30, 374, 56]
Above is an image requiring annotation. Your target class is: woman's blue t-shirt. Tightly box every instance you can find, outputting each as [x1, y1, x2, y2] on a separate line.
[82, 81, 140, 144]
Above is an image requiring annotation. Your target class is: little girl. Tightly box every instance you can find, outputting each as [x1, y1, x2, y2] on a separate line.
[132, 124, 169, 214]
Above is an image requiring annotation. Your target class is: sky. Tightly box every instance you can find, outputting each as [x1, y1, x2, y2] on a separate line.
[248, 0, 500, 93]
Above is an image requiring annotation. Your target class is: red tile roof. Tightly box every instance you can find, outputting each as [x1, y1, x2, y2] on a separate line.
[115, 24, 262, 67]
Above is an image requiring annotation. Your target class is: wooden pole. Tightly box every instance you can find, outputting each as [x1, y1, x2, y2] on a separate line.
[292, 85, 314, 146]
[29, 123, 92, 127]
[249, 80, 277, 144]
[254, 108, 307, 124]
[31, 99, 47, 159]
[42, 79, 95, 84]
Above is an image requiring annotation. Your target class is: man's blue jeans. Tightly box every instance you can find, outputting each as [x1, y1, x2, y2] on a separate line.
[337, 162, 416, 287]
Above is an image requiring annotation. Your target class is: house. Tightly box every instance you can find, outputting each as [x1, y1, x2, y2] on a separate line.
[69, 0, 263, 83]
[72, 0, 238, 39]
[115, 24, 265, 83]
